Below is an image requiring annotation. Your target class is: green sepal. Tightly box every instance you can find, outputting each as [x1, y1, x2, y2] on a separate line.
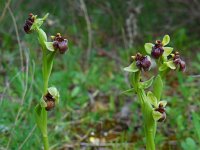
[162, 35, 170, 46]
[163, 47, 173, 56]
[34, 104, 47, 136]
[45, 42, 55, 51]
[124, 62, 139, 73]
[138, 76, 154, 89]
[152, 110, 163, 121]
[48, 87, 60, 104]
[153, 75, 163, 101]
[147, 91, 158, 107]
[165, 61, 176, 69]
[144, 43, 154, 54]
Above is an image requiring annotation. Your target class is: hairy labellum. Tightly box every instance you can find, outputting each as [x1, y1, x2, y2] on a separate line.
[173, 52, 186, 72]
[52, 33, 68, 54]
[155, 105, 166, 122]
[23, 13, 35, 34]
[43, 92, 55, 111]
[135, 53, 151, 71]
[151, 40, 164, 59]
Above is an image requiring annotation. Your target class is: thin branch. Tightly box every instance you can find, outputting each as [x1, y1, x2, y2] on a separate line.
[0, 0, 11, 22]
[80, 0, 92, 62]
[18, 125, 37, 150]
[8, 6, 24, 71]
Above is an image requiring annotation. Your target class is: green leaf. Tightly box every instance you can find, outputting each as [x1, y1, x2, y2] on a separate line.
[181, 137, 197, 150]
[40, 98, 47, 107]
[163, 47, 173, 56]
[139, 76, 154, 89]
[34, 105, 47, 136]
[153, 75, 163, 101]
[124, 62, 139, 73]
[165, 61, 176, 69]
[159, 63, 168, 71]
[147, 91, 158, 107]
[46, 51, 56, 83]
[192, 112, 200, 141]
[162, 35, 170, 46]
[152, 110, 162, 121]
[45, 42, 54, 51]
[158, 100, 167, 107]
[121, 88, 135, 95]
[38, 28, 47, 43]
[71, 86, 81, 98]
[144, 43, 154, 54]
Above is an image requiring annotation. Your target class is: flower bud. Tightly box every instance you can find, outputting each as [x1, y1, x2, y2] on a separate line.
[52, 33, 68, 54]
[135, 53, 151, 71]
[151, 40, 164, 59]
[43, 92, 55, 111]
[173, 51, 186, 72]
[23, 13, 35, 34]
[155, 104, 166, 122]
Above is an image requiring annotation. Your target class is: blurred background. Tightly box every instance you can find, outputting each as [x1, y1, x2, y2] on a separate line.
[0, 0, 200, 149]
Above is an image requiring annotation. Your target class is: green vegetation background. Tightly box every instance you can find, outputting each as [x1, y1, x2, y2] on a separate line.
[0, 0, 200, 149]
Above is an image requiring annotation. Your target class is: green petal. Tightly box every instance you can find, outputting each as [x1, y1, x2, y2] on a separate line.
[165, 61, 176, 69]
[162, 35, 170, 46]
[124, 62, 139, 72]
[45, 42, 55, 51]
[152, 110, 163, 121]
[147, 91, 158, 107]
[144, 43, 154, 54]
[163, 47, 173, 56]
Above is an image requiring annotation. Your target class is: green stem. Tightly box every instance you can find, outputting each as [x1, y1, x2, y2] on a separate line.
[35, 28, 50, 150]
[134, 72, 156, 150]
[42, 134, 49, 150]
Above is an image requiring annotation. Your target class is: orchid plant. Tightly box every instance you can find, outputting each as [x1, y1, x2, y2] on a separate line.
[124, 35, 186, 149]
[24, 13, 68, 150]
